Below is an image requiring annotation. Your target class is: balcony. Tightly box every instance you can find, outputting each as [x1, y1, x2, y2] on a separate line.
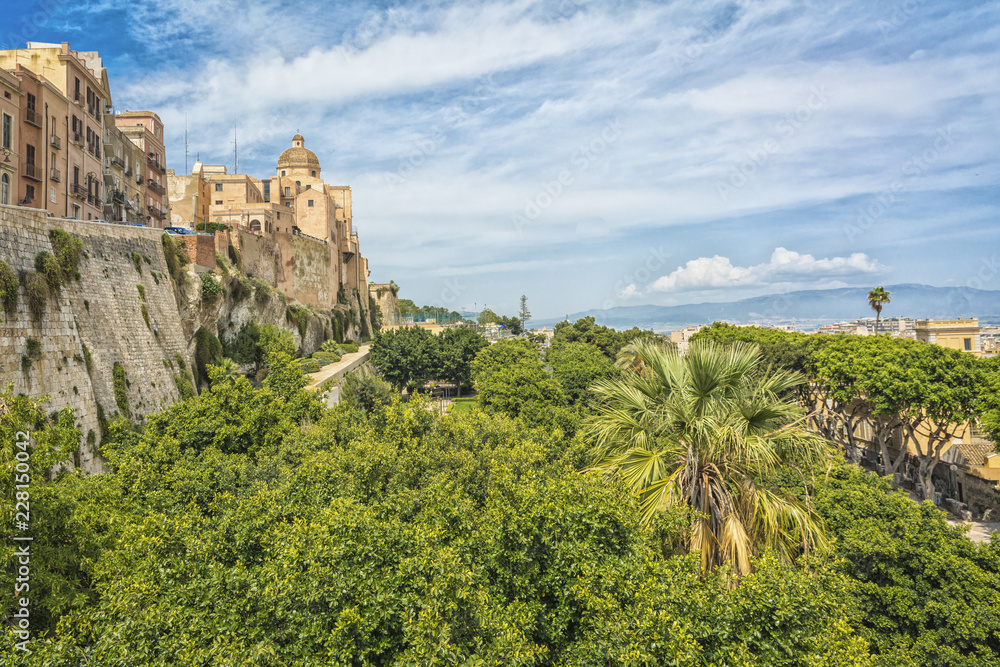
[135, 172, 142, 185]
[24, 108, 42, 128]
[71, 183, 87, 199]
[71, 131, 84, 147]
[147, 179, 166, 195]
[146, 155, 165, 174]
[111, 155, 125, 170]
[147, 205, 165, 220]
[73, 90, 84, 106]
[87, 193, 97, 206]
[50, 134, 61, 150]
[112, 189, 125, 203]
[21, 162, 43, 182]
[125, 166, 132, 177]
[49, 167, 61, 182]
[102, 128, 113, 148]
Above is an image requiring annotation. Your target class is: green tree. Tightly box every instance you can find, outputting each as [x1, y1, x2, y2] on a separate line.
[438, 326, 488, 397]
[370, 326, 442, 391]
[470, 338, 538, 384]
[339, 367, 394, 413]
[584, 340, 830, 577]
[810, 464, 1000, 666]
[979, 355, 1000, 448]
[551, 316, 656, 361]
[867, 286, 891, 333]
[519, 294, 530, 331]
[478, 307, 501, 326]
[548, 341, 616, 407]
[810, 336, 982, 500]
[498, 314, 523, 336]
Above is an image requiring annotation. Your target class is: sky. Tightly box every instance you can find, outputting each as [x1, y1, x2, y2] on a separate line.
[4, 0, 999, 319]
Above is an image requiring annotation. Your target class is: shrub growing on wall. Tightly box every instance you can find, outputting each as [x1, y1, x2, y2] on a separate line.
[49, 228, 83, 278]
[131, 252, 142, 274]
[200, 273, 223, 303]
[23, 270, 48, 319]
[194, 326, 223, 387]
[227, 244, 241, 270]
[162, 233, 190, 283]
[0, 259, 17, 312]
[112, 362, 130, 416]
[286, 304, 309, 339]
[34, 251, 63, 290]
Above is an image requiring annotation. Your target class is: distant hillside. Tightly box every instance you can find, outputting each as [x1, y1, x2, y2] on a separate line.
[535, 284, 1000, 332]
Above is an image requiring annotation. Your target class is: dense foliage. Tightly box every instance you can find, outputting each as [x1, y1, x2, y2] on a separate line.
[550, 316, 657, 361]
[3, 322, 1000, 665]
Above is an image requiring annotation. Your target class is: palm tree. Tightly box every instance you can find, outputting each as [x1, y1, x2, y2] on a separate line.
[613, 337, 673, 373]
[584, 340, 828, 578]
[867, 286, 891, 334]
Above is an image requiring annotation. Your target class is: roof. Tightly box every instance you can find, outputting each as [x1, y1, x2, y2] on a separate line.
[117, 110, 162, 121]
[277, 134, 321, 170]
[277, 146, 320, 170]
[958, 438, 995, 467]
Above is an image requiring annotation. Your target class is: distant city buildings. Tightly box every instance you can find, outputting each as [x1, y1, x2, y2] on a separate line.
[0, 42, 169, 227]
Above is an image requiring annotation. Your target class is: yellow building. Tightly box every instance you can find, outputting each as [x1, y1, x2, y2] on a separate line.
[165, 133, 373, 312]
[915, 318, 981, 356]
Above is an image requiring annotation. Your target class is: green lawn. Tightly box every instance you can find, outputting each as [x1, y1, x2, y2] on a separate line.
[448, 397, 477, 414]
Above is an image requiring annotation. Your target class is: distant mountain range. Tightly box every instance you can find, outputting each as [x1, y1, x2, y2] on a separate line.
[535, 284, 1000, 332]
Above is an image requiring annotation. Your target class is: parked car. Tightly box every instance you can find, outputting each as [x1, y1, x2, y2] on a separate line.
[165, 226, 191, 235]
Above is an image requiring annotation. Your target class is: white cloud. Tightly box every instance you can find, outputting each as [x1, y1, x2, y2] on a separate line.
[650, 248, 883, 292]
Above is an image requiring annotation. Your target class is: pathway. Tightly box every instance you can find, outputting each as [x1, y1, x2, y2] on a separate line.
[304, 343, 371, 392]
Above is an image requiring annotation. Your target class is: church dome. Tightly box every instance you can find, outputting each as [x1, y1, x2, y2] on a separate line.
[277, 134, 320, 170]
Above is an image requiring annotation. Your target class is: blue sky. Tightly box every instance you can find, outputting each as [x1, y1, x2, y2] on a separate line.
[4, 0, 999, 319]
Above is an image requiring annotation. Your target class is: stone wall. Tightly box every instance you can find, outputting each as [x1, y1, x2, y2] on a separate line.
[370, 282, 401, 327]
[214, 229, 231, 256]
[238, 231, 282, 286]
[180, 233, 217, 269]
[0, 206, 195, 473]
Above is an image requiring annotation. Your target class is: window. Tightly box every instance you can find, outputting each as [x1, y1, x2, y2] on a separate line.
[965, 338, 972, 351]
[295, 181, 301, 187]
[215, 200, 223, 205]
[26, 92, 36, 111]
[284, 202, 290, 207]
[50, 186, 56, 203]
[307, 200, 314, 207]
[26, 144, 35, 165]
[1, 113, 10, 149]
[74, 166, 80, 185]
[25, 184, 35, 203]
[215, 183, 223, 191]
[284, 187, 290, 197]
[311, 170, 316, 177]
[0, 174, 8, 205]
[72, 204, 80, 218]
[281, 170, 286, 176]
[305, 184, 311, 190]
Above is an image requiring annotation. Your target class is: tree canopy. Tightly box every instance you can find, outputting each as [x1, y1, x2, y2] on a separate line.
[2, 343, 1000, 665]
